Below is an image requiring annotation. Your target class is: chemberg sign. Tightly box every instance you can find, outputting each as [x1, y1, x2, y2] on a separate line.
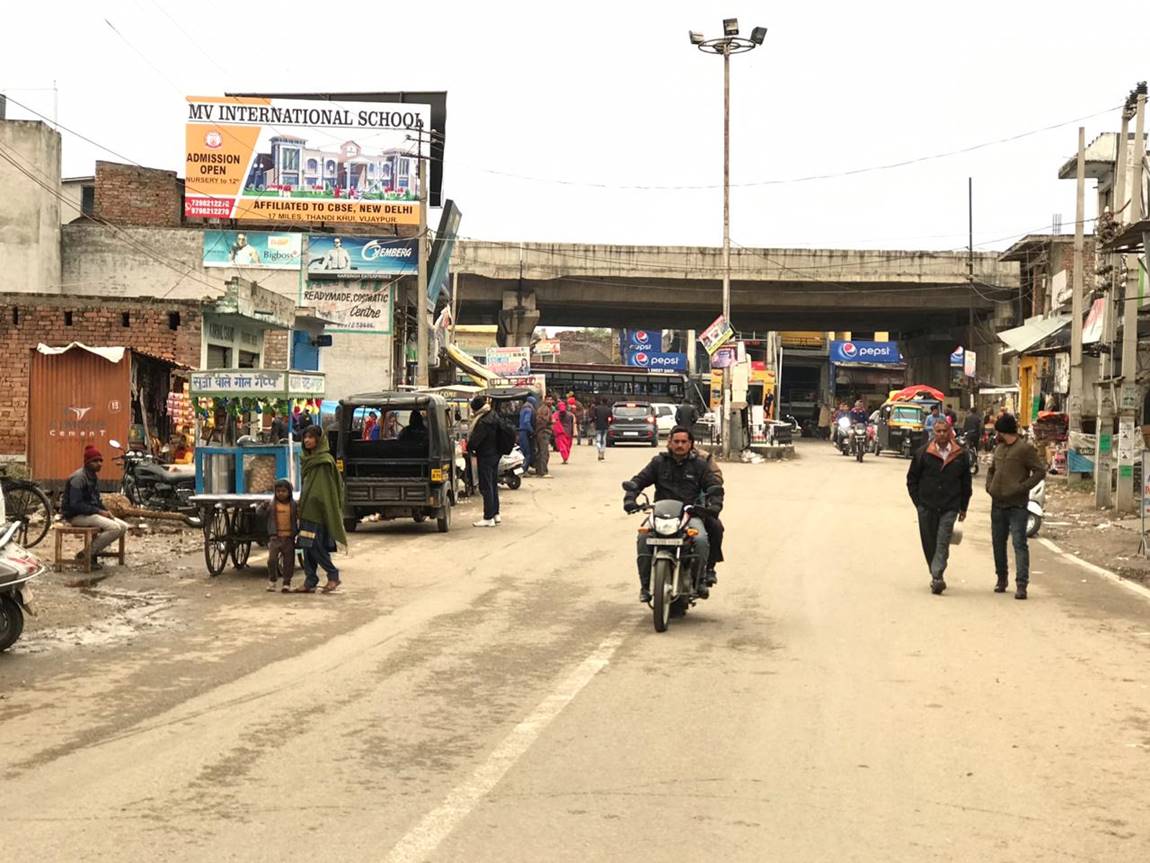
[184, 96, 430, 225]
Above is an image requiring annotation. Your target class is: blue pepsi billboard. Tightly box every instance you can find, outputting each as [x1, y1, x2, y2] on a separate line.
[626, 350, 688, 372]
[829, 340, 903, 364]
[620, 328, 658, 354]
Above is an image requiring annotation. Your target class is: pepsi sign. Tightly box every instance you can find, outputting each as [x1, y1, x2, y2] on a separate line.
[626, 350, 687, 372]
[620, 328, 657, 353]
[829, 340, 903, 364]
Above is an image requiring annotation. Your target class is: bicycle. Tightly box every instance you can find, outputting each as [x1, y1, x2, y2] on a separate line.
[0, 473, 54, 548]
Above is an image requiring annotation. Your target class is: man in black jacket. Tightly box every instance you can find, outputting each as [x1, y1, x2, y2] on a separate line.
[467, 395, 502, 527]
[623, 426, 724, 602]
[906, 420, 972, 595]
[62, 445, 129, 570]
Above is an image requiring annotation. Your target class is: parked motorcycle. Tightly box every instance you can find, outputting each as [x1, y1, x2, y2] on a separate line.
[959, 432, 980, 476]
[627, 491, 707, 633]
[0, 519, 45, 652]
[110, 440, 196, 513]
[498, 445, 525, 490]
[1027, 480, 1046, 537]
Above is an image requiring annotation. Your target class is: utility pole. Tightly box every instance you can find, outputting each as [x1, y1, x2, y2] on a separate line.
[1117, 92, 1146, 511]
[416, 151, 429, 388]
[720, 42, 734, 457]
[967, 177, 975, 409]
[1070, 128, 1086, 435]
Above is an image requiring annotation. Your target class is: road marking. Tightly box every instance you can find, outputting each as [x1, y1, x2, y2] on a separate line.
[383, 628, 627, 863]
[1036, 538, 1150, 602]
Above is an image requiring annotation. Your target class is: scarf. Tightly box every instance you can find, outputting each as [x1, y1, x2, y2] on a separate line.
[299, 434, 348, 551]
[469, 403, 492, 437]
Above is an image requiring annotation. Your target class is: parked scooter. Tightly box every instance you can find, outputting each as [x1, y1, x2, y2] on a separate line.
[1026, 480, 1046, 537]
[498, 445, 526, 490]
[110, 439, 196, 514]
[0, 520, 45, 652]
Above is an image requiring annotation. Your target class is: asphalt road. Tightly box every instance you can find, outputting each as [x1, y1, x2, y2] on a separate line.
[2, 439, 1149, 862]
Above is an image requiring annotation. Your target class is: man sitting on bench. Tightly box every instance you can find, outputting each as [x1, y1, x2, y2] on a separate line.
[62, 446, 128, 570]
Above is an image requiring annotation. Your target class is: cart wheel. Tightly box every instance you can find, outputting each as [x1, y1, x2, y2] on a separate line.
[230, 540, 252, 569]
[204, 508, 230, 577]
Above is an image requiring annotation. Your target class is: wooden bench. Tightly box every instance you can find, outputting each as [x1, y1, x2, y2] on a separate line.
[53, 525, 126, 573]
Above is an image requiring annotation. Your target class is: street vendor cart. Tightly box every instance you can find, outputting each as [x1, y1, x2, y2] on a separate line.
[188, 368, 325, 576]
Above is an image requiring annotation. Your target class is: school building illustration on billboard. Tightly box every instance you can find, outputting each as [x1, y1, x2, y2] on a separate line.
[246, 137, 420, 201]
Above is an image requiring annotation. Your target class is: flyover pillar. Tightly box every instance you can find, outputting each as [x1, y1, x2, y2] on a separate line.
[899, 334, 954, 396]
[497, 286, 540, 348]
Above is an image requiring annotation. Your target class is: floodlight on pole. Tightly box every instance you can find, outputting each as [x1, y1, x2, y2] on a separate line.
[723, 18, 739, 36]
[689, 31, 705, 45]
[750, 26, 767, 45]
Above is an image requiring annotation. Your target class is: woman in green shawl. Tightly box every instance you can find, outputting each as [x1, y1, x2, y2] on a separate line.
[296, 425, 347, 593]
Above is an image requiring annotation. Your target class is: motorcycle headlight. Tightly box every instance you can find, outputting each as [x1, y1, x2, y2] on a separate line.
[653, 516, 679, 536]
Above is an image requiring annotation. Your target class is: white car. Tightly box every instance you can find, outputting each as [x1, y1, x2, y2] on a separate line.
[651, 402, 677, 436]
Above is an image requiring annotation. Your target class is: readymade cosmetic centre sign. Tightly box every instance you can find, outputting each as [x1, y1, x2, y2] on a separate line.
[185, 96, 429, 225]
[302, 281, 394, 334]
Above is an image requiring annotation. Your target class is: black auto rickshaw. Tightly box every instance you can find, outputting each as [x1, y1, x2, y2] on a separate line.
[873, 399, 928, 458]
[336, 392, 458, 532]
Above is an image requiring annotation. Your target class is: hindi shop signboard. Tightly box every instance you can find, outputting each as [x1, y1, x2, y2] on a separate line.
[300, 280, 394, 334]
[485, 347, 532, 377]
[203, 230, 302, 270]
[306, 235, 418, 279]
[185, 96, 429, 225]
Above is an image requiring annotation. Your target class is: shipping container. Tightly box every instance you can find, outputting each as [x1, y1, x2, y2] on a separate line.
[26, 346, 132, 486]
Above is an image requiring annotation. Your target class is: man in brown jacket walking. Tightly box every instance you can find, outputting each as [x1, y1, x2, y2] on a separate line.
[533, 395, 553, 477]
[985, 413, 1046, 599]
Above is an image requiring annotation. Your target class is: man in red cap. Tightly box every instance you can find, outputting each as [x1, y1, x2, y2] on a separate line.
[62, 445, 128, 570]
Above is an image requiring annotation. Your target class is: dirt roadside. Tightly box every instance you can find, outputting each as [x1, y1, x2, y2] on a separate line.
[1041, 478, 1150, 586]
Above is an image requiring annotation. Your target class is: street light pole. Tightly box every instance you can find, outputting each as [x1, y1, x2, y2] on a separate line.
[691, 19, 765, 459]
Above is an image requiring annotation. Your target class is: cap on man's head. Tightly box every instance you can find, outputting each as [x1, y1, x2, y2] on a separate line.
[84, 445, 103, 463]
[994, 413, 1019, 435]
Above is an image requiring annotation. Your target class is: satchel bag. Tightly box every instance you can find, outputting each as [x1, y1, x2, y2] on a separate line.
[297, 519, 323, 549]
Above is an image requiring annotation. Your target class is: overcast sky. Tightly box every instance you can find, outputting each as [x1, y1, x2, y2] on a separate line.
[3, 0, 1145, 251]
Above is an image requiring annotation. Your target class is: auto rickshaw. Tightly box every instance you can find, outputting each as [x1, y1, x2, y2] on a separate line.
[336, 392, 458, 533]
[873, 399, 928, 458]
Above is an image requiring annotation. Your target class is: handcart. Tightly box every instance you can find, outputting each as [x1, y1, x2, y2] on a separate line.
[188, 369, 324, 576]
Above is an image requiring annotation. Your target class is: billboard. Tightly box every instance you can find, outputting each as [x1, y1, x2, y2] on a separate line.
[300, 280, 393, 334]
[185, 96, 429, 224]
[699, 315, 734, 356]
[534, 338, 561, 357]
[620, 328, 658, 354]
[486, 347, 531, 376]
[427, 200, 462, 305]
[829, 340, 903, 364]
[203, 230, 302, 270]
[306, 235, 417, 278]
[626, 351, 688, 372]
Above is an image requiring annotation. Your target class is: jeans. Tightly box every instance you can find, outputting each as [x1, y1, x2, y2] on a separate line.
[916, 506, 958, 581]
[534, 431, 551, 475]
[991, 504, 1030, 586]
[68, 513, 129, 557]
[518, 430, 534, 471]
[301, 524, 338, 589]
[478, 454, 500, 520]
[636, 515, 709, 590]
[595, 429, 607, 455]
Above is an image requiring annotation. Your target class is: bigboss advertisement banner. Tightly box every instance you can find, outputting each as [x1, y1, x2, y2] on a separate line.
[185, 96, 429, 225]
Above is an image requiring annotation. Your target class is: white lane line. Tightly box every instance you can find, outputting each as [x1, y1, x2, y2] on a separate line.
[1036, 537, 1150, 602]
[383, 628, 627, 863]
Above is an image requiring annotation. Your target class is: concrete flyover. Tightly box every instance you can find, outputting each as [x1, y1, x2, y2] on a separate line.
[450, 241, 1019, 344]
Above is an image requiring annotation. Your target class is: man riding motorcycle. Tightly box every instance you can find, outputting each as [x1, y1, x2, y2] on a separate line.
[848, 399, 869, 426]
[623, 426, 725, 603]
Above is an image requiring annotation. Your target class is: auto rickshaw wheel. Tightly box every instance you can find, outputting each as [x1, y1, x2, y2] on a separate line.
[343, 517, 358, 533]
[436, 505, 451, 533]
[413, 513, 428, 523]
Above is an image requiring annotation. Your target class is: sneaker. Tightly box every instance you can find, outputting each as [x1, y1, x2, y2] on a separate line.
[473, 518, 497, 528]
[931, 578, 947, 595]
[639, 588, 652, 603]
[494, 514, 502, 525]
[266, 581, 278, 592]
[281, 583, 292, 593]
[1015, 585, 1028, 600]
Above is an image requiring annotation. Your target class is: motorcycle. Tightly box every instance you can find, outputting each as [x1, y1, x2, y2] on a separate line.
[1027, 480, 1046, 537]
[498, 445, 525, 490]
[836, 417, 852, 455]
[628, 492, 707, 633]
[959, 432, 980, 476]
[110, 439, 196, 514]
[850, 423, 868, 462]
[0, 519, 45, 652]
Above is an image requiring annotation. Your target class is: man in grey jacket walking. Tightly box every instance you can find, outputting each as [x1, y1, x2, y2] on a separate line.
[985, 413, 1046, 600]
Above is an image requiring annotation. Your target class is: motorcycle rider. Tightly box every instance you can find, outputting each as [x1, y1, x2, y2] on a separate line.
[622, 426, 724, 604]
[848, 399, 869, 426]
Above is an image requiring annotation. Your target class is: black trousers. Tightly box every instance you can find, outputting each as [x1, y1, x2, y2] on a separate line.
[702, 514, 724, 570]
[477, 454, 500, 520]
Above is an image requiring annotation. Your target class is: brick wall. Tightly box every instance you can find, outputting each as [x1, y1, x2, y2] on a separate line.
[0, 294, 202, 457]
[93, 161, 183, 228]
[264, 329, 289, 369]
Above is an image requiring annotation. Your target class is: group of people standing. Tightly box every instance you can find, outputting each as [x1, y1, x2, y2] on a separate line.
[906, 412, 1045, 599]
[515, 393, 612, 476]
